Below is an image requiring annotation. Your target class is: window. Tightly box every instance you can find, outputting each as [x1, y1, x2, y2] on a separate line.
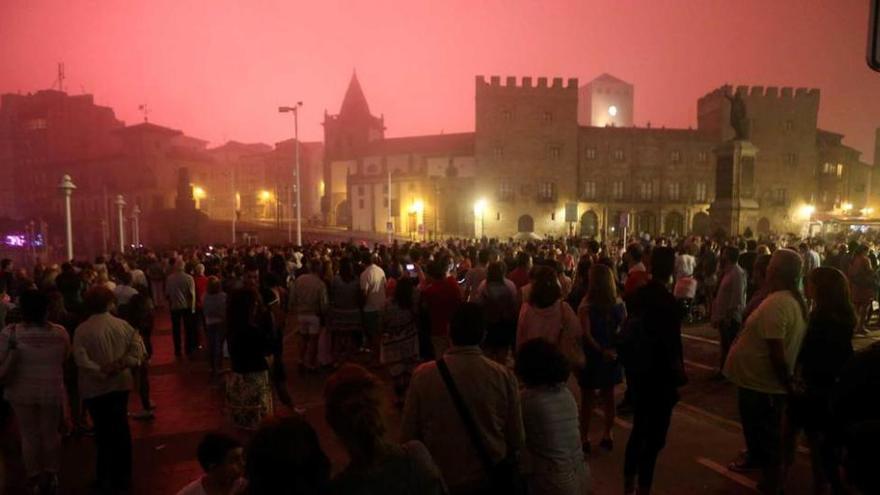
[502, 109, 512, 122]
[783, 120, 794, 132]
[670, 150, 682, 164]
[548, 145, 561, 160]
[697, 151, 708, 163]
[783, 152, 798, 167]
[772, 188, 788, 206]
[667, 182, 680, 201]
[382, 198, 388, 207]
[543, 111, 553, 123]
[493, 146, 504, 159]
[836, 164, 843, 177]
[358, 199, 365, 209]
[538, 182, 556, 201]
[822, 162, 834, 175]
[357, 186, 365, 196]
[499, 181, 515, 201]
[367, 164, 378, 174]
[583, 181, 596, 200]
[550, 212, 556, 221]
[639, 181, 654, 201]
[612, 149, 625, 161]
[585, 147, 597, 160]
[612, 181, 625, 200]
[695, 182, 707, 202]
[382, 184, 388, 193]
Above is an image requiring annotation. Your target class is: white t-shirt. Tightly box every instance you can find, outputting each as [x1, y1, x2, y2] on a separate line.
[176, 477, 245, 495]
[114, 285, 139, 306]
[724, 291, 807, 394]
[359, 264, 387, 312]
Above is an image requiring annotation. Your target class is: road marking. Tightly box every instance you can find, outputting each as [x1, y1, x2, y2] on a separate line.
[683, 359, 715, 371]
[696, 457, 758, 491]
[682, 333, 720, 345]
[677, 402, 810, 455]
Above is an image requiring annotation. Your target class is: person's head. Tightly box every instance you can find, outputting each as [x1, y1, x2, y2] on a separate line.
[528, 265, 561, 309]
[807, 267, 855, 327]
[515, 251, 532, 269]
[486, 261, 506, 284]
[650, 246, 675, 283]
[196, 433, 244, 486]
[575, 257, 592, 287]
[207, 276, 222, 295]
[766, 248, 807, 317]
[361, 251, 374, 266]
[854, 243, 869, 256]
[195, 263, 205, 276]
[746, 239, 758, 252]
[477, 248, 490, 266]
[625, 243, 643, 266]
[19, 289, 49, 324]
[61, 262, 74, 274]
[245, 417, 330, 495]
[119, 271, 133, 286]
[243, 268, 260, 289]
[752, 253, 772, 287]
[425, 259, 447, 281]
[172, 258, 185, 272]
[338, 257, 354, 281]
[227, 288, 259, 330]
[514, 338, 570, 388]
[587, 264, 618, 312]
[720, 245, 740, 268]
[84, 286, 116, 315]
[798, 242, 809, 253]
[324, 364, 386, 458]
[393, 276, 416, 309]
[449, 303, 486, 346]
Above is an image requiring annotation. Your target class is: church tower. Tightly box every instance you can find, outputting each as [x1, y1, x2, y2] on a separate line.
[322, 72, 385, 225]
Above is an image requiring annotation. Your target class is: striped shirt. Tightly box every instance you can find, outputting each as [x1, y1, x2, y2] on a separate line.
[0, 323, 70, 405]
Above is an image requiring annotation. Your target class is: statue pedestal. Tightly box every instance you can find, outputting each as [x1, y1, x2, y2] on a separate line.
[709, 140, 759, 236]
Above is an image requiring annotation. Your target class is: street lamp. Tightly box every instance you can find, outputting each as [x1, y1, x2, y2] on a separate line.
[473, 198, 487, 238]
[58, 174, 76, 260]
[279, 102, 303, 245]
[131, 204, 141, 248]
[115, 194, 126, 253]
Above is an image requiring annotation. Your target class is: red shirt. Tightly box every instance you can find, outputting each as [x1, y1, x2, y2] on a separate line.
[420, 276, 462, 336]
[194, 275, 209, 308]
[508, 267, 531, 289]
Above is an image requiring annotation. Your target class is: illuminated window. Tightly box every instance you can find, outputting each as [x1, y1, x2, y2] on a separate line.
[772, 188, 788, 206]
[502, 109, 512, 122]
[612, 181, 625, 200]
[783, 152, 798, 168]
[836, 164, 843, 176]
[583, 181, 596, 200]
[697, 151, 708, 163]
[783, 120, 794, 132]
[667, 182, 681, 201]
[548, 146, 561, 160]
[612, 149, 625, 161]
[499, 181, 514, 201]
[695, 182, 707, 202]
[639, 181, 654, 201]
[543, 111, 553, 123]
[670, 150, 682, 164]
[538, 182, 556, 201]
[585, 147, 596, 160]
[493, 146, 504, 159]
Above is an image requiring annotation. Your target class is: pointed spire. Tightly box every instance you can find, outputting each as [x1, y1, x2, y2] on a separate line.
[339, 70, 372, 118]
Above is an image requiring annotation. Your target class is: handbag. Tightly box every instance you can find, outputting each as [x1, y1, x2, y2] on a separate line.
[437, 358, 524, 495]
[0, 325, 20, 386]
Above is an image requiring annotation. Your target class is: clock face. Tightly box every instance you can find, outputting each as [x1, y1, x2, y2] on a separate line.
[608, 105, 618, 117]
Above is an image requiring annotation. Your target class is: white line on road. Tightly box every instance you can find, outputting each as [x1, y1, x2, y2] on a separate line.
[682, 333, 720, 345]
[677, 402, 810, 455]
[696, 457, 758, 491]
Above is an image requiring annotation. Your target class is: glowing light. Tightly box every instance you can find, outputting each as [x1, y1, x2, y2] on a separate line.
[192, 185, 206, 199]
[409, 199, 424, 214]
[841, 202, 853, 212]
[608, 105, 618, 117]
[473, 198, 488, 216]
[259, 190, 273, 202]
[797, 204, 815, 220]
[319, 180, 325, 196]
[861, 207, 875, 216]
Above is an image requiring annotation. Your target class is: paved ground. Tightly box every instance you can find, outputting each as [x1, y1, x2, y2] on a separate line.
[2, 312, 878, 494]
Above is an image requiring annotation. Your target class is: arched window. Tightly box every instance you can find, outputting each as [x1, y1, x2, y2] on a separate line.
[517, 215, 534, 233]
[579, 211, 598, 237]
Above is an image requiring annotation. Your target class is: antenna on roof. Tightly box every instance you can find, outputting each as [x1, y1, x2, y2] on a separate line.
[138, 104, 150, 123]
[55, 62, 66, 92]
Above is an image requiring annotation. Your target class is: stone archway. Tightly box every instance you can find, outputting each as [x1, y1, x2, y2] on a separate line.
[579, 211, 598, 237]
[517, 214, 535, 233]
[664, 211, 685, 236]
[757, 217, 771, 235]
[336, 200, 351, 228]
[692, 212, 710, 236]
[637, 211, 657, 236]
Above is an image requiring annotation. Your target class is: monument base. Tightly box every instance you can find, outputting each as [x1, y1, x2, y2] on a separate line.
[709, 139, 759, 237]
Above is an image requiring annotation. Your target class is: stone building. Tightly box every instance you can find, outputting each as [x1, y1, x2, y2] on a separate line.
[326, 73, 876, 240]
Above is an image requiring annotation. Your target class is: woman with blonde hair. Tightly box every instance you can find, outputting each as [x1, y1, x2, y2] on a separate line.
[577, 263, 627, 455]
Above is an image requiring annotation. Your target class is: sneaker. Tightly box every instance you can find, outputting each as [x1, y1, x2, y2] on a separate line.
[130, 410, 155, 421]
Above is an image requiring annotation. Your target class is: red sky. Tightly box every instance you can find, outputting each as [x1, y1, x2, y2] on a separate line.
[2, 0, 879, 160]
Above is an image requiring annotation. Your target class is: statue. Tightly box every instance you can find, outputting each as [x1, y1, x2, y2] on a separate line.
[724, 90, 749, 140]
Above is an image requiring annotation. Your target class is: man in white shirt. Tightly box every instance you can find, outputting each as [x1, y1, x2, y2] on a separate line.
[113, 272, 139, 307]
[359, 251, 386, 355]
[165, 259, 196, 356]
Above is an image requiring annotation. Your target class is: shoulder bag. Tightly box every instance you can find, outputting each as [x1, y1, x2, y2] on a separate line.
[437, 358, 524, 495]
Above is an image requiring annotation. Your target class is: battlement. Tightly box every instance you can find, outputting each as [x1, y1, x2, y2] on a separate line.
[476, 75, 579, 90]
[698, 84, 819, 103]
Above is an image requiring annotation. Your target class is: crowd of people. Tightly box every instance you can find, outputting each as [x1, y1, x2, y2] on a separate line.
[0, 231, 878, 494]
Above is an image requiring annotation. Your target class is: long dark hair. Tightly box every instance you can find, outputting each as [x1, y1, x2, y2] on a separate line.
[808, 267, 856, 334]
[393, 276, 416, 310]
[227, 288, 259, 336]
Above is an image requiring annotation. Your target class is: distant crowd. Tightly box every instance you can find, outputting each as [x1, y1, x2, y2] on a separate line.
[0, 231, 879, 494]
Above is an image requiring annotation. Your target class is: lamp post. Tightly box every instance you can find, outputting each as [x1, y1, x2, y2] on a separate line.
[131, 204, 141, 248]
[279, 102, 303, 245]
[115, 194, 126, 253]
[58, 174, 76, 260]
